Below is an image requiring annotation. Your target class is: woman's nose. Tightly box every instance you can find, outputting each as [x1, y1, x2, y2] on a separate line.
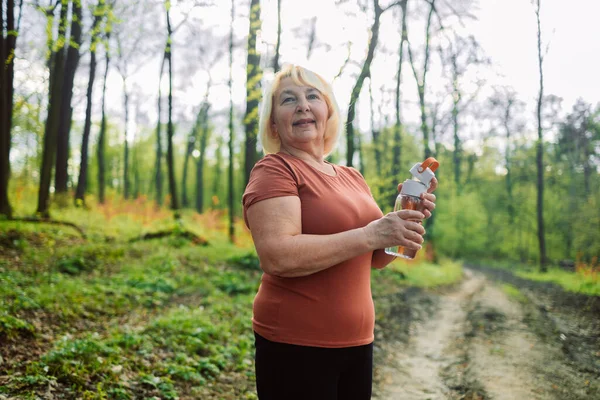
[296, 98, 310, 112]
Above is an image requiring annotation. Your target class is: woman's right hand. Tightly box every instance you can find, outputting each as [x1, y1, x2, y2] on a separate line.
[364, 210, 426, 251]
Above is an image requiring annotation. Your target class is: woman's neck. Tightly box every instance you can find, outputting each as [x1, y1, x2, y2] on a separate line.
[279, 146, 325, 165]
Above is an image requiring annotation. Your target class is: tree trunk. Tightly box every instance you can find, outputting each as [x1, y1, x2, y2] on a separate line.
[55, 0, 82, 196]
[0, 0, 17, 217]
[182, 112, 200, 209]
[535, 0, 547, 271]
[212, 135, 223, 209]
[306, 16, 317, 60]
[272, 0, 281, 72]
[123, 82, 131, 199]
[391, 0, 407, 208]
[407, 0, 436, 259]
[346, 0, 383, 167]
[37, 1, 69, 217]
[132, 131, 140, 199]
[228, 0, 235, 243]
[97, 39, 110, 204]
[244, 0, 262, 187]
[154, 54, 166, 206]
[165, 6, 178, 211]
[407, 0, 435, 160]
[504, 98, 515, 223]
[196, 104, 211, 214]
[451, 51, 461, 192]
[75, 8, 102, 206]
[369, 79, 381, 176]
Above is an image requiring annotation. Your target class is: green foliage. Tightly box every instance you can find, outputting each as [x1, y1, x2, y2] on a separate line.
[501, 284, 528, 303]
[517, 268, 600, 296]
[227, 252, 260, 271]
[0, 312, 35, 338]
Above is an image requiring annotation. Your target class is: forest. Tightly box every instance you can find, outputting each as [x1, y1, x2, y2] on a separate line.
[1, 0, 599, 399]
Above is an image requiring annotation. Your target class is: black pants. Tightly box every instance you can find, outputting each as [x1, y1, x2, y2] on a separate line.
[254, 332, 373, 400]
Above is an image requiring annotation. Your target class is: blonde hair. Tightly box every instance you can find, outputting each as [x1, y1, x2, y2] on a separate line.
[259, 65, 342, 156]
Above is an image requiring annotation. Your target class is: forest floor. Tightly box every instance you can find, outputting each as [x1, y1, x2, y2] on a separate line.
[1, 220, 599, 399]
[373, 266, 600, 400]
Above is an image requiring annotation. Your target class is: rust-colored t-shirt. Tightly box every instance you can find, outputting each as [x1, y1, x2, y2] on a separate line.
[242, 153, 384, 348]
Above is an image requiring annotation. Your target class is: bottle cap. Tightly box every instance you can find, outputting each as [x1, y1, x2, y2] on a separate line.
[400, 179, 427, 197]
[409, 163, 435, 187]
[408, 157, 439, 188]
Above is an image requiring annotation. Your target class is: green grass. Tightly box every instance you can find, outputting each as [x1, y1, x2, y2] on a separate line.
[500, 283, 528, 303]
[469, 258, 600, 296]
[387, 258, 463, 288]
[516, 268, 600, 296]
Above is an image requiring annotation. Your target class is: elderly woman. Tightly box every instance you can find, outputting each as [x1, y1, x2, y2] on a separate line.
[242, 65, 437, 400]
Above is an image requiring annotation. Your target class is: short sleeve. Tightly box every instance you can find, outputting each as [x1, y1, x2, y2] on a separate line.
[242, 155, 299, 228]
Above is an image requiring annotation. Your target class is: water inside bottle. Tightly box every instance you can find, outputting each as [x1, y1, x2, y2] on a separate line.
[385, 194, 423, 259]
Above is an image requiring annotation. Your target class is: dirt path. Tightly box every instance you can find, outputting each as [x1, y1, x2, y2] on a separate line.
[374, 269, 600, 400]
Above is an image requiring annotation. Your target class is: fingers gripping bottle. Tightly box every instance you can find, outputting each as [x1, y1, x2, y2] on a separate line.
[385, 157, 439, 259]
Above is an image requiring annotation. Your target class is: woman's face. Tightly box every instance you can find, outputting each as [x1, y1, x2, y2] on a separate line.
[271, 77, 329, 151]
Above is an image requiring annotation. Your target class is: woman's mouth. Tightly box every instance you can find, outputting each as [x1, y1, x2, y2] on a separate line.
[293, 119, 315, 126]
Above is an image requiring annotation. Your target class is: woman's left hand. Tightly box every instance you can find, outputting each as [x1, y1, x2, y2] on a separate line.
[397, 177, 438, 219]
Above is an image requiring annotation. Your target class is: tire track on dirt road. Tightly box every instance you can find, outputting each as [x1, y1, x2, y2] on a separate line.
[375, 268, 600, 399]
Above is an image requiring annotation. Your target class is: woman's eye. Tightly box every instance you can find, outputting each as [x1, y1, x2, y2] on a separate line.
[282, 97, 294, 103]
[308, 93, 319, 100]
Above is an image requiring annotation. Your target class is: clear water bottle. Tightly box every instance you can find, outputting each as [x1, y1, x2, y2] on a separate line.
[385, 158, 439, 259]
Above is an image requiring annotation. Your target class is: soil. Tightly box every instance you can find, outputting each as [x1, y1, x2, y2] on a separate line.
[373, 267, 600, 400]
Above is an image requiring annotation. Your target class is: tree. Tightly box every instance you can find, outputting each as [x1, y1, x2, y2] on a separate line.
[195, 101, 211, 213]
[154, 55, 166, 206]
[228, 0, 235, 243]
[75, 0, 105, 206]
[37, 1, 69, 216]
[272, 0, 281, 72]
[407, 0, 436, 160]
[55, 0, 82, 199]
[243, 0, 262, 186]
[346, 0, 396, 167]
[534, 0, 547, 271]
[97, 33, 111, 204]
[390, 0, 408, 207]
[116, 34, 132, 199]
[164, 1, 178, 211]
[0, 0, 21, 217]
[489, 87, 525, 224]
[182, 109, 202, 209]
[439, 34, 486, 192]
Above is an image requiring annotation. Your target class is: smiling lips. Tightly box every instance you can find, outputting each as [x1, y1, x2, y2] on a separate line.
[293, 118, 315, 126]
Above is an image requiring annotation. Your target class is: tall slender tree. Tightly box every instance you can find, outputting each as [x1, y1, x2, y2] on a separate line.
[0, 0, 21, 217]
[37, 1, 69, 216]
[165, 1, 178, 210]
[97, 33, 110, 204]
[182, 108, 202, 208]
[195, 101, 211, 213]
[228, 0, 235, 242]
[346, 0, 381, 167]
[55, 0, 82, 198]
[75, 0, 104, 206]
[534, 0, 547, 271]
[345, 0, 400, 168]
[391, 0, 408, 207]
[154, 55, 166, 206]
[407, 0, 436, 160]
[272, 0, 282, 72]
[243, 0, 262, 186]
